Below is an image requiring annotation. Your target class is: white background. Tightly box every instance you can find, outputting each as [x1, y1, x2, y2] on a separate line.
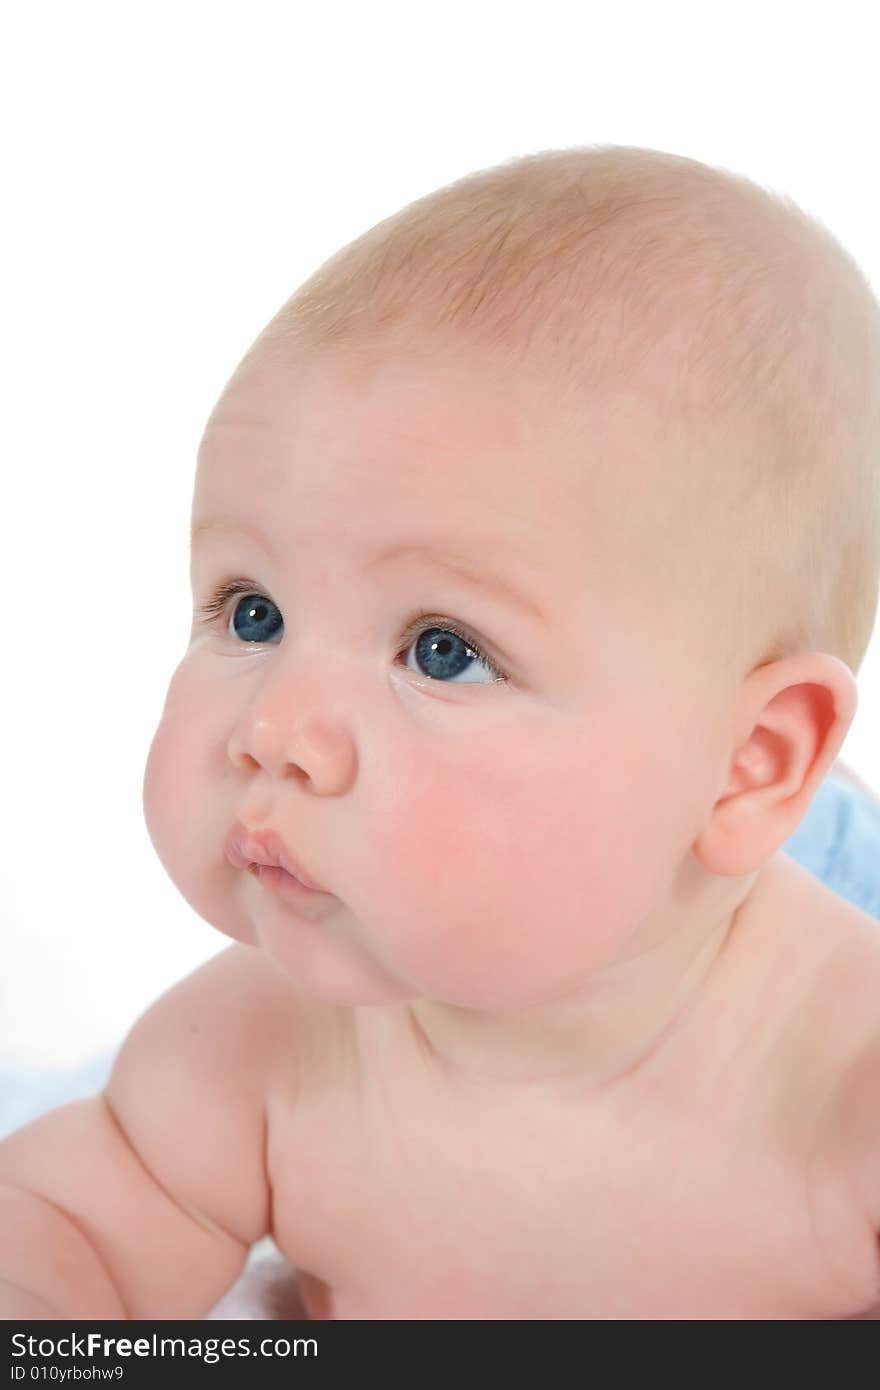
[2, 1, 879, 1069]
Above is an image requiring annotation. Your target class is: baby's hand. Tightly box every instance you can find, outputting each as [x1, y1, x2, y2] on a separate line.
[0, 945, 285, 1318]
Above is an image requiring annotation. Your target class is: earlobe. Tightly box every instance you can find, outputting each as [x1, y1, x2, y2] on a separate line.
[692, 652, 859, 878]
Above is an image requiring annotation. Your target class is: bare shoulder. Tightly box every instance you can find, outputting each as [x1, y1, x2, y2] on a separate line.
[827, 977, 880, 1231]
[102, 943, 328, 1248]
[748, 857, 880, 1145]
[110, 942, 362, 1134]
[764, 864, 880, 1309]
[787, 870, 880, 1231]
[819, 973, 880, 1315]
[110, 944, 296, 1081]
[107, 942, 351, 1109]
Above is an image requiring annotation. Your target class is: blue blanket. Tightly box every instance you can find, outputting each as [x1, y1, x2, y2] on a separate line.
[783, 773, 880, 919]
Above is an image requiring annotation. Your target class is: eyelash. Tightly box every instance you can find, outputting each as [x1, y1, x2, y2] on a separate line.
[195, 578, 508, 683]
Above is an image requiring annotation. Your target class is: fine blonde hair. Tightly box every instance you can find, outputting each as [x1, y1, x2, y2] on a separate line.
[243, 144, 880, 678]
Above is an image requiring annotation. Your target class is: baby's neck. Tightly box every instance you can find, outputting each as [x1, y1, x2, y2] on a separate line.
[405, 868, 766, 1091]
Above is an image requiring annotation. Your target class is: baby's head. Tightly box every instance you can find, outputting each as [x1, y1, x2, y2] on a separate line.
[143, 145, 880, 1021]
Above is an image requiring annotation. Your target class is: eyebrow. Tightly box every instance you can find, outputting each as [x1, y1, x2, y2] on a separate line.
[364, 542, 545, 623]
[191, 519, 544, 623]
[191, 516, 278, 560]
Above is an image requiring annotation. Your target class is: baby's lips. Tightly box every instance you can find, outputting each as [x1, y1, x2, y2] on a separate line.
[223, 820, 329, 892]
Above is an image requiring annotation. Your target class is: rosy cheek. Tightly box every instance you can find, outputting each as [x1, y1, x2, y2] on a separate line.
[366, 713, 654, 1009]
[365, 747, 564, 998]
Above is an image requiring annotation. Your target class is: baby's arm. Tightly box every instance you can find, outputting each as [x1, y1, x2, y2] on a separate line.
[0, 944, 287, 1319]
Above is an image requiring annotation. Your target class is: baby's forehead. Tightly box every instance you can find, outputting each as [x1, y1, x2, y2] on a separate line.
[204, 324, 676, 520]
[201, 330, 715, 618]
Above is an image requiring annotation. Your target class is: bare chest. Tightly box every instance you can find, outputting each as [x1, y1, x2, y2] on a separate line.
[267, 1059, 878, 1320]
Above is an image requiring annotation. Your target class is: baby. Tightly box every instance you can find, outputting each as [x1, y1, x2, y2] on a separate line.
[3, 144, 880, 1320]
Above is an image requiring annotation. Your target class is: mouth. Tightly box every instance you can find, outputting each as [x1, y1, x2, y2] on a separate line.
[224, 822, 330, 896]
[246, 861, 321, 900]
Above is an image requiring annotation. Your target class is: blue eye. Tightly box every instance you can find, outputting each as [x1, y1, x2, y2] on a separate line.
[229, 592, 284, 644]
[403, 626, 502, 684]
[196, 580, 507, 684]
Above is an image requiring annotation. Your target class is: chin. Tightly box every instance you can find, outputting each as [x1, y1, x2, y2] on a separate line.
[267, 956, 409, 1006]
[256, 925, 409, 1007]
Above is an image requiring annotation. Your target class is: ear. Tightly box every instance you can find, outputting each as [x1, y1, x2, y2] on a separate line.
[693, 653, 859, 876]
